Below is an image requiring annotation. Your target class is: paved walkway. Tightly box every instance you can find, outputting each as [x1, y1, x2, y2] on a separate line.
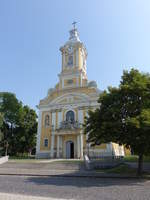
[0, 192, 73, 200]
[0, 160, 149, 178]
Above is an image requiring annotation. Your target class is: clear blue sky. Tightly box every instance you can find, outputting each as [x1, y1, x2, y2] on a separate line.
[0, 0, 150, 110]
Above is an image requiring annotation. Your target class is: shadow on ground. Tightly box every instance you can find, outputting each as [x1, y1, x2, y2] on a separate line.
[25, 172, 147, 188]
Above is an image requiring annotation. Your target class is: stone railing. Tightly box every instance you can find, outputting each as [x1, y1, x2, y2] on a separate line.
[58, 120, 82, 130]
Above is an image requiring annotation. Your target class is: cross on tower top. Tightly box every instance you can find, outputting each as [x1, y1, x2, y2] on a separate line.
[72, 21, 77, 29]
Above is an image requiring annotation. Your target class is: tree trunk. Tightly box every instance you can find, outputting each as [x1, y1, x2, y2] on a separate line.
[137, 154, 143, 176]
[5, 146, 7, 156]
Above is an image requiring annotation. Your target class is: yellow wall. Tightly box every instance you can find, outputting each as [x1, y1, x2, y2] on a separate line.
[82, 134, 107, 150]
[40, 111, 52, 151]
[94, 144, 107, 149]
[78, 76, 81, 86]
[82, 79, 87, 86]
[74, 50, 76, 66]
[63, 109, 66, 121]
[78, 47, 81, 69]
[64, 78, 77, 87]
[74, 108, 78, 121]
[124, 146, 131, 155]
[56, 111, 58, 129]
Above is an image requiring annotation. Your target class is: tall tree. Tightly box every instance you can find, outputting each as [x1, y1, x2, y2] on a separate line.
[0, 113, 3, 129]
[14, 106, 37, 155]
[0, 92, 37, 156]
[0, 92, 22, 155]
[84, 69, 150, 175]
[0, 113, 4, 155]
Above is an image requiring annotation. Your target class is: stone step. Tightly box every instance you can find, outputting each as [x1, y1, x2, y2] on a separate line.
[0, 161, 85, 171]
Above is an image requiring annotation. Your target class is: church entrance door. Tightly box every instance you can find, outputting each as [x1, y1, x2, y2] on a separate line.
[66, 141, 74, 159]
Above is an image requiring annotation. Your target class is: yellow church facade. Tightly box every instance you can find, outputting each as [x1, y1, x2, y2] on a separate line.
[36, 25, 124, 159]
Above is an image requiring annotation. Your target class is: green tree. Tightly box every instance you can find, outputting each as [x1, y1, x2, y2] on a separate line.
[0, 92, 37, 156]
[0, 113, 4, 155]
[0, 92, 22, 155]
[14, 106, 37, 155]
[84, 69, 150, 176]
[0, 113, 3, 129]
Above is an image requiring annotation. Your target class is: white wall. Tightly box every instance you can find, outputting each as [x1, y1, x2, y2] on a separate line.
[0, 156, 9, 164]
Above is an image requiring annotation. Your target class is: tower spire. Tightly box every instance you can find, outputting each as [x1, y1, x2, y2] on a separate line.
[72, 21, 77, 30]
[69, 22, 80, 41]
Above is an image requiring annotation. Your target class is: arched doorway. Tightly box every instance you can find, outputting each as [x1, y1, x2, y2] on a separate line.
[66, 141, 74, 159]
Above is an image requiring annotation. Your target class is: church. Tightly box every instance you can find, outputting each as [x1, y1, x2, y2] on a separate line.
[36, 24, 124, 159]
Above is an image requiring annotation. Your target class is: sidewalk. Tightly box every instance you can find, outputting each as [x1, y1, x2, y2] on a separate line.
[0, 160, 150, 179]
[0, 167, 150, 179]
[0, 192, 73, 200]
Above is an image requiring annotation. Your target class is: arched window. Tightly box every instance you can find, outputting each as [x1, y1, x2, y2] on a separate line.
[45, 115, 50, 126]
[44, 138, 48, 147]
[68, 55, 73, 66]
[66, 110, 75, 123]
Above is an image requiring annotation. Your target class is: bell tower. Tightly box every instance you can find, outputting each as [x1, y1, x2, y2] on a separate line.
[59, 23, 88, 89]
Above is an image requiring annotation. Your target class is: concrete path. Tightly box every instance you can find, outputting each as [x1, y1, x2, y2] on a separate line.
[0, 160, 149, 178]
[0, 192, 74, 200]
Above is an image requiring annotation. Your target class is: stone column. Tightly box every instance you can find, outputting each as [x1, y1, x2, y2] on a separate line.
[80, 133, 83, 159]
[56, 135, 60, 158]
[106, 142, 113, 156]
[76, 49, 79, 67]
[50, 128, 55, 158]
[77, 135, 80, 158]
[36, 110, 42, 157]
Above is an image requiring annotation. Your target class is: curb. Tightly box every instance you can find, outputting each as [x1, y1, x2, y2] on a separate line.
[0, 173, 149, 179]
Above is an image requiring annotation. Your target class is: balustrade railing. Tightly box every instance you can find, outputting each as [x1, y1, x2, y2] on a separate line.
[57, 120, 82, 130]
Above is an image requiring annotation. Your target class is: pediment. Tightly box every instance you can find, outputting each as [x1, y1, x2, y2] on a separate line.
[49, 92, 90, 105]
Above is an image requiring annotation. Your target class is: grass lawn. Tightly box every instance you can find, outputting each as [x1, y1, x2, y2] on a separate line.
[123, 155, 150, 162]
[53, 160, 84, 164]
[8, 159, 41, 163]
[105, 164, 137, 175]
[9, 156, 35, 160]
[97, 164, 150, 176]
[8, 155, 49, 163]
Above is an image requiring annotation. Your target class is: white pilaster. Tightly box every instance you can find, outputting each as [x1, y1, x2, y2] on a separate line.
[50, 130, 55, 158]
[36, 110, 42, 155]
[77, 135, 80, 158]
[106, 142, 114, 156]
[76, 76, 79, 87]
[80, 74, 83, 86]
[80, 133, 83, 159]
[76, 49, 79, 67]
[78, 110, 83, 124]
[119, 145, 125, 156]
[58, 112, 62, 128]
[56, 135, 60, 158]
[52, 112, 56, 129]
